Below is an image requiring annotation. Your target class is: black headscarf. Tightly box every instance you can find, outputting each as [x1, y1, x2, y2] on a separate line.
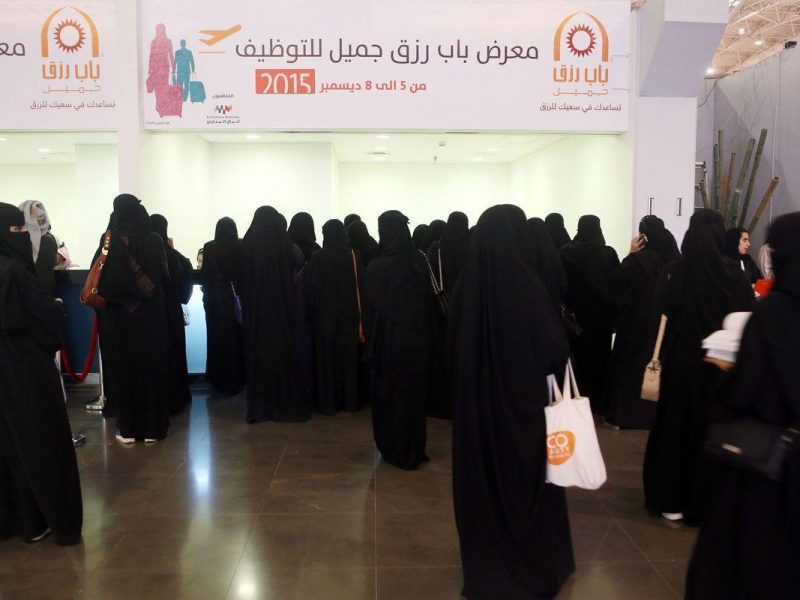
[113, 194, 151, 238]
[680, 209, 753, 335]
[639, 215, 680, 261]
[288, 212, 319, 263]
[422, 220, 446, 251]
[347, 220, 379, 266]
[344, 214, 361, 229]
[149, 214, 169, 245]
[528, 217, 567, 311]
[212, 217, 238, 273]
[412, 225, 430, 251]
[437, 212, 470, 295]
[0, 203, 35, 273]
[369, 210, 429, 324]
[767, 212, 800, 299]
[322, 219, 349, 250]
[545, 213, 572, 250]
[724, 227, 748, 260]
[573, 214, 605, 245]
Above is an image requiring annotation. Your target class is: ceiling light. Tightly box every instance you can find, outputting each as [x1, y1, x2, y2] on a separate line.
[376, 134, 391, 140]
[488, 147, 500, 153]
[473, 156, 485, 162]
[706, 67, 715, 75]
[245, 134, 261, 140]
[37, 148, 52, 153]
[755, 39, 764, 46]
[374, 146, 387, 152]
[738, 27, 746, 35]
[0, 137, 7, 142]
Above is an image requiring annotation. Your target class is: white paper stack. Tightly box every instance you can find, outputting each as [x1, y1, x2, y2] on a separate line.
[702, 312, 753, 363]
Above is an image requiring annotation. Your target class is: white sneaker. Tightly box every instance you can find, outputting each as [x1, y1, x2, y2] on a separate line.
[144, 438, 158, 444]
[662, 512, 684, 522]
[115, 433, 135, 444]
[29, 527, 52, 543]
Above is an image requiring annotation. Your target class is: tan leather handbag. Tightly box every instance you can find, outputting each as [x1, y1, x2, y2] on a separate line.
[642, 315, 668, 402]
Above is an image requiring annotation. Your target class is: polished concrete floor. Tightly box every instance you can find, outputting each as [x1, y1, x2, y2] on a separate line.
[0, 384, 697, 599]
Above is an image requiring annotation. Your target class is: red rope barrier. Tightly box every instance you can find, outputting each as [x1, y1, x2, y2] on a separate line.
[61, 315, 99, 383]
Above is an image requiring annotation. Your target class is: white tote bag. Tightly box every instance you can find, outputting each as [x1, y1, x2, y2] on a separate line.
[544, 361, 607, 490]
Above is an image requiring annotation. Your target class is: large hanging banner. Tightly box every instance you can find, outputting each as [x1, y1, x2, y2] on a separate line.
[0, 1, 117, 129]
[140, 0, 630, 132]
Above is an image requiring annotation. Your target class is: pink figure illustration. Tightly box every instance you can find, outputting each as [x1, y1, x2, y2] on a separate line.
[148, 24, 175, 89]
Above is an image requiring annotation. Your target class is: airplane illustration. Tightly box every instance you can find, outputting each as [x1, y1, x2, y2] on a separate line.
[199, 25, 242, 46]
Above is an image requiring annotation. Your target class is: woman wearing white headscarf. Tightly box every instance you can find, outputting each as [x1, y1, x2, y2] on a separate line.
[18, 200, 58, 298]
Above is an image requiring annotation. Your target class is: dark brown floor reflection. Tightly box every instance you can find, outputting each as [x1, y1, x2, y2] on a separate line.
[0, 384, 696, 599]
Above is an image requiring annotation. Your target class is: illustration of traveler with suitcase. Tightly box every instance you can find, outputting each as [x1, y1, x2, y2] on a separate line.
[176, 40, 206, 104]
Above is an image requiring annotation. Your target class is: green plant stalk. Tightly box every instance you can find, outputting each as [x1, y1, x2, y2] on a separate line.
[739, 128, 768, 228]
[720, 152, 736, 218]
[698, 179, 711, 210]
[748, 176, 780, 233]
[728, 138, 755, 228]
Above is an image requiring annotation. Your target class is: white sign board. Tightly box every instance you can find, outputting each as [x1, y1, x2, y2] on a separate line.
[140, 0, 630, 132]
[0, 1, 117, 129]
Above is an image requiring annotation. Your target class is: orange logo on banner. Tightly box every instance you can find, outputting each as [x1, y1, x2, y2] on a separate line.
[41, 6, 100, 58]
[547, 430, 576, 465]
[553, 13, 609, 62]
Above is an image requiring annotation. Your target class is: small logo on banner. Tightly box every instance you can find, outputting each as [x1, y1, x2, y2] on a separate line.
[551, 12, 610, 97]
[547, 430, 576, 465]
[214, 104, 233, 114]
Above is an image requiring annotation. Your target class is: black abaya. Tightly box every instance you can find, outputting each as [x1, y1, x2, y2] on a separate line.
[365, 210, 433, 470]
[606, 216, 680, 430]
[288, 212, 321, 264]
[239, 206, 310, 423]
[644, 209, 754, 523]
[150, 214, 193, 413]
[200, 217, 244, 394]
[686, 212, 800, 599]
[100, 195, 171, 441]
[0, 203, 82, 546]
[545, 212, 572, 250]
[305, 220, 364, 415]
[560, 215, 620, 413]
[451, 205, 574, 600]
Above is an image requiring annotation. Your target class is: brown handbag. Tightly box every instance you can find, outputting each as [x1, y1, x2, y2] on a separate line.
[351, 250, 366, 343]
[80, 231, 112, 309]
[641, 314, 668, 401]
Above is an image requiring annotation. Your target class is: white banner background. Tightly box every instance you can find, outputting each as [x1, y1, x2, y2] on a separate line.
[0, 0, 117, 129]
[141, 0, 631, 132]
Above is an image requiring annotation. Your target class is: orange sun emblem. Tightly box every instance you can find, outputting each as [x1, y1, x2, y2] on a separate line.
[53, 19, 86, 53]
[566, 24, 597, 58]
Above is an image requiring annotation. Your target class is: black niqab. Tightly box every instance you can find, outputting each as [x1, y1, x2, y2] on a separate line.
[545, 212, 572, 249]
[451, 204, 573, 599]
[422, 219, 446, 251]
[347, 220, 379, 266]
[288, 212, 320, 263]
[640, 215, 680, 261]
[0, 203, 34, 273]
[343, 214, 361, 229]
[412, 224, 430, 251]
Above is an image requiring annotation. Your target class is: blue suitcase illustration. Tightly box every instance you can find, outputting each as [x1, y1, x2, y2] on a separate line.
[190, 80, 206, 103]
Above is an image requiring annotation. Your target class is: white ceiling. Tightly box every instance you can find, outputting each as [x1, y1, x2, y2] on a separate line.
[0, 131, 581, 166]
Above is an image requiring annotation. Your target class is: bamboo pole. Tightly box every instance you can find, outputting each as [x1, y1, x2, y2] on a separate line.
[728, 138, 755, 228]
[720, 152, 736, 218]
[739, 128, 768, 228]
[713, 138, 721, 210]
[748, 176, 780, 233]
[698, 180, 711, 210]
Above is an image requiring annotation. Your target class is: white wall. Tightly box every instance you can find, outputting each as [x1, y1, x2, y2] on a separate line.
[338, 163, 511, 235]
[74, 144, 119, 264]
[511, 135, 633, 257]
[209, 142, 337, 248]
